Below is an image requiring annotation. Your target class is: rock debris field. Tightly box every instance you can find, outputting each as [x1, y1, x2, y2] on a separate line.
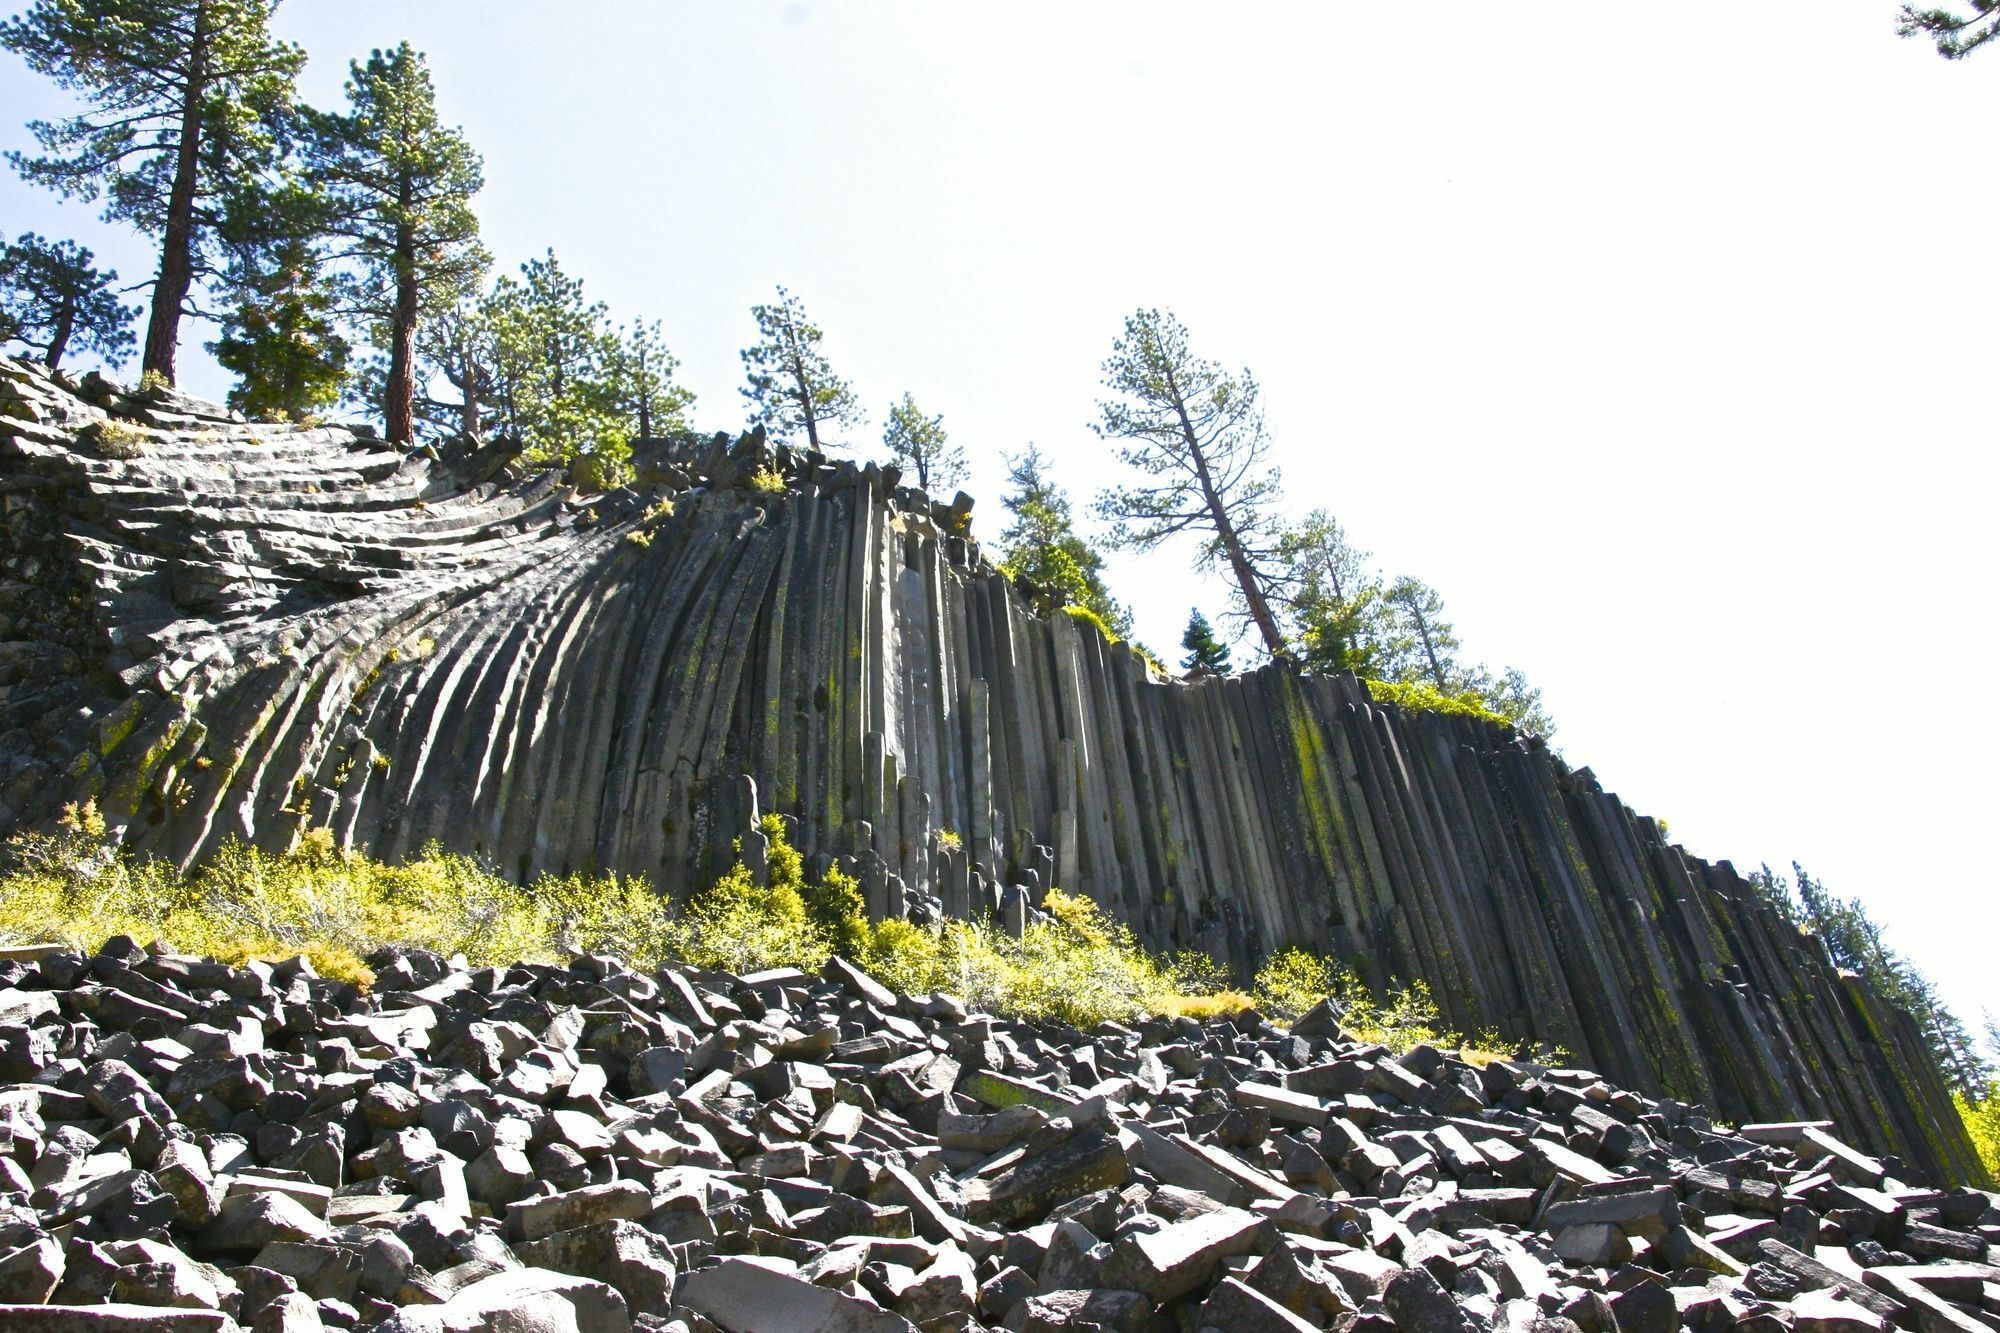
[0, 942, 1993, 1333]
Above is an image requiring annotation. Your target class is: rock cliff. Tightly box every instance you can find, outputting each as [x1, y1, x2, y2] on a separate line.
[0, 356, 1982, 1185]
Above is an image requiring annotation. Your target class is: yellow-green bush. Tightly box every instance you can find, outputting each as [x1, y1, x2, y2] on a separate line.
[1959, 1084, 2000, 1182]
[1364, 678, 1510, 729]
[857, 888, 1241, 1029]
[1254, 945, 1344, 1021]
[1252, 943, 1564, 1060]
[0, 804, 648, 986]
[1061, 603, 1120, 646]
[0, 803, 1549, 1055]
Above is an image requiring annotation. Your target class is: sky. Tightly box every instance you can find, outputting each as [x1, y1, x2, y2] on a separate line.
[4, 3, 1996, 1031]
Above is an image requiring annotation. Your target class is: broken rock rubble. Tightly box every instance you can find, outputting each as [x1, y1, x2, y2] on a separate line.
[0, 942, 1992, 1332]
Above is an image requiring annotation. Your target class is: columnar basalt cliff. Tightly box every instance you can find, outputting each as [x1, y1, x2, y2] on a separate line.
[0, 356, 1982, 1185]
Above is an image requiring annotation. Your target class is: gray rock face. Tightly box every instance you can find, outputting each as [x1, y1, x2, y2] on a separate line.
[0, 354, 1983, 1188]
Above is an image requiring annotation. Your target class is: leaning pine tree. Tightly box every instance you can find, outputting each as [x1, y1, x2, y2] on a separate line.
[1093, 309, 1290, 659]
[2, 0, 304, 385]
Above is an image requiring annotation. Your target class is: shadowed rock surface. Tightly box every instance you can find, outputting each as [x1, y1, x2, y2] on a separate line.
[0, 356, 1982, 1186]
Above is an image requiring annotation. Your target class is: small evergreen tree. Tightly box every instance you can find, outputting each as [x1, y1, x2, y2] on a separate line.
[1181, 609, 1233, 676]
[739, 286, 861, 451]
[998, 445, 1131, 637]
[3, 0, 305, 384]
[0, 232, 136, 369]
[1275, 511, 1390, 676]
[1379, 576, 1463, 692]
[882, 392, 964, 492]
[608, 319, 695, 442]
[210, 235, 348, 420]
[481, 251, 629, 482]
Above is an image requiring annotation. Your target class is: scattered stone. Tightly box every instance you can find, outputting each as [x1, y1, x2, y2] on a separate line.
[0, 915, 1984, 1333]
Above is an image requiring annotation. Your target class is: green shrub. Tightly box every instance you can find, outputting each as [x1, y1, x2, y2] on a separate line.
[1363, 678, 1510, 729]
[750, 466, 787, 495]
[1254, 945, 1343, 1020]
[0, 802, 650, 987]
[672, 859, 823, 974]
[89, 418, 151, 460]
[1062, 603, 1120, 645]
[1959, 1084, 2000, 1183]
[1253, 943, 1566, 1060]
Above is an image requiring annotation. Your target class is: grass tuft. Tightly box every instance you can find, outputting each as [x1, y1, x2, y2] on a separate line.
[89, 418, 152, 460]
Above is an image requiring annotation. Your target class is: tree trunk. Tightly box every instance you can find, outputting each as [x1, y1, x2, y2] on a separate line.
[1408, 601, 1448, 691]
[458, 345, 481, 437]
[1170, 394, 1288, 659]
[791, 340, 818, 451]
[142, 2, 209, 386]
[44, 291, 75, 369]
[385, 202, 418, 445]
[636, 345, 651, 440]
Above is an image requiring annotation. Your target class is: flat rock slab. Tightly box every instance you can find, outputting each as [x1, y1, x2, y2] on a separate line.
[1100, 1204, 1270, 1301]
[379, 1267, 630, 1333]
[0, 1307, 235, 1331]
[680, 1256, 918, 1332]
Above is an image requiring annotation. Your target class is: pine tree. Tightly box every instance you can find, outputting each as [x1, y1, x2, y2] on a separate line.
[1093, 309, 1288, 658]
[998, 445, 1130, 637]
[1275, 511, 1389, 676]
[0, 233, 137, 369]
[882, 392, 964, 493]
[1379, 576, 1463, 692]
[3, 0, 305, 385]
[308, 42, 486, 444]
[1754, 862, 1990, 1095]
[608, 319, 695, 442]
[210, 234, 347, 420]
[411, 297, 494, 438]
[1899, 2, 2000, 57]
[1180, 609, 1233, 676]
[739, 286, 861, 451]
[481, 251, 628, 482]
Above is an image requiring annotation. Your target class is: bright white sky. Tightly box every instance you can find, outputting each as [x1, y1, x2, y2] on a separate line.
[5, 3, 1996, 1030]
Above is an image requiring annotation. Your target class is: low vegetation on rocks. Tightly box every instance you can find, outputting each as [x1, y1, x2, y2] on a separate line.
[3, 805, 1516, 1050]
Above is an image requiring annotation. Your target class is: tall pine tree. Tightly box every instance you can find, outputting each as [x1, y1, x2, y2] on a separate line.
[308, 42, 486, 443]
[1899, 2, 2000, 56]
[882, 392, 964, 493]
[1093, 309, 1288, 658]
[3, 0, 304, 384]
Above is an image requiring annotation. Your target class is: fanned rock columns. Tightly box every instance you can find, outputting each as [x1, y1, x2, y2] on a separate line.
[0, 356, 1982, 1185]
